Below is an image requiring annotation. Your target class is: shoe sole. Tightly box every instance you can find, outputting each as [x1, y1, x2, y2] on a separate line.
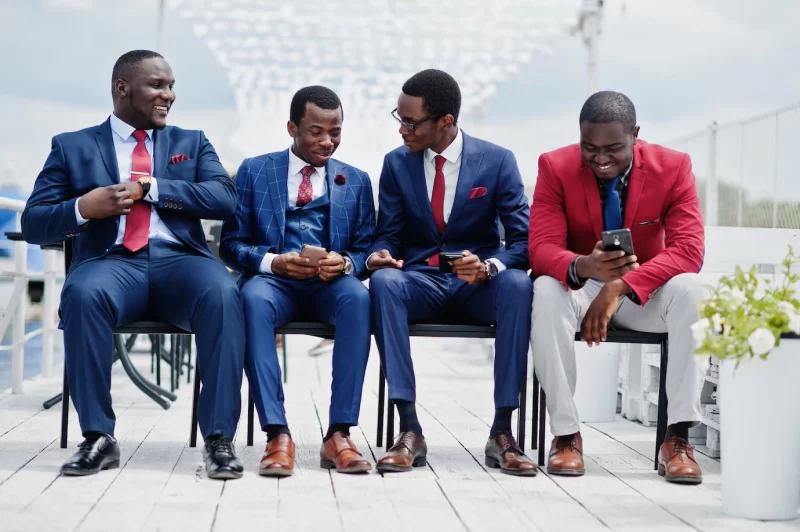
[658, 464, 702, 484]
[258, 468, 293, 477]
[207, 469, 244, 480]
[376, 456, 427, 473]
[61, 459, 120, 476]
[319, 459, 372, 474]
[546, 466, 585, 476]
[485, 456, 538, 477]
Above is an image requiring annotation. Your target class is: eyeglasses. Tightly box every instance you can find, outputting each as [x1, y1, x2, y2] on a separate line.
[391, 108, 440, 132]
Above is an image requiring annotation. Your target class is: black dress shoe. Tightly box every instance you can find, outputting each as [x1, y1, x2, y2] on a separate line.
[61, 434, 120, 476]
[203, 436, 243, 480]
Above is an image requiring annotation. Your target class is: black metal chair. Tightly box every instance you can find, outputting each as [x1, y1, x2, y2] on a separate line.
[531, 330, 669, 470]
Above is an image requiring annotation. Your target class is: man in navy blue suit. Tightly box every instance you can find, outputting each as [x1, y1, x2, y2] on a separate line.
[220, 86, 375, 477]
[370, 69, 537, 476]
[22, 50, 245, 480]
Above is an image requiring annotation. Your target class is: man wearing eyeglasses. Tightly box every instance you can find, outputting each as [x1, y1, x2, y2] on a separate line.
[368, 69, 536, 476]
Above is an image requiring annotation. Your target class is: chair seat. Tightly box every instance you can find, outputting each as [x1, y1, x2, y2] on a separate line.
[114, 321, 190, 335]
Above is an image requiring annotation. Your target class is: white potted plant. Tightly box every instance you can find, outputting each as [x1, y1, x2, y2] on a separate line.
[693, 247, 800, 521]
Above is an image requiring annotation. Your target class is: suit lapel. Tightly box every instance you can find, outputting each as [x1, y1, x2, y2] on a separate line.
[404, 150, 439, 237]
[443, 132, 482, 238]
[269, 150, 289, 240]
[95, 119, 119, 184]
[326, 161, 346, 249]
[580, 165, 604, 242]
[152, 127, 169, 182]
[622, 144, 646, 229]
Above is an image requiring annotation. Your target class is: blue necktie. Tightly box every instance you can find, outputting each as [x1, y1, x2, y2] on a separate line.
[604, 176, 623, 231]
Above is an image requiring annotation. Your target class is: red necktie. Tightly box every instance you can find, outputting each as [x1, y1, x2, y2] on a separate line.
[428, 155, 446, 267]
[296, 166, 314, 207]
[122, 130, 151, 252]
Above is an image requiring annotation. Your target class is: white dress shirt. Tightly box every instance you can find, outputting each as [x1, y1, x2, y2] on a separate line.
[368, 129, 505, 273]
[260, 148, 352, 275]
[75, 113, 179, 245]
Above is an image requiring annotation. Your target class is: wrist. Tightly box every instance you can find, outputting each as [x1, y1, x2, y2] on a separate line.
[607, 278, 631, 296]
[575, 255, 589, 279]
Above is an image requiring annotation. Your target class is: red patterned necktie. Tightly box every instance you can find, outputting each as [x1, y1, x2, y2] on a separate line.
[122, 130, 151, 252]
[428, 154, 446, 267]
[296, 166, 314, 207]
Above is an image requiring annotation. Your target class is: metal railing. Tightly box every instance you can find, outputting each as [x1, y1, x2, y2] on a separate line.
[0, 196, 62, 393]
[667, 101, 800, 228]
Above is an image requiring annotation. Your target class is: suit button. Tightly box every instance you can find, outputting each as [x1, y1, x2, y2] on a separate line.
[301, 224, 307, 230]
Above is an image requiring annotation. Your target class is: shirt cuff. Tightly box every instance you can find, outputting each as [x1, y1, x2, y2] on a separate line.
[366, 252, 380, 271]
[75, 197, 89, 225]
[344, 256, 353, 275]
[145, 177, 159, 203]
[260, 253, 277, 274]
[486, 258, 506, 273]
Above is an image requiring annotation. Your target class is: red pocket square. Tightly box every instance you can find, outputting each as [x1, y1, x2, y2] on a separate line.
[468, 187, 488, 199]
[170, 154, 189, 164]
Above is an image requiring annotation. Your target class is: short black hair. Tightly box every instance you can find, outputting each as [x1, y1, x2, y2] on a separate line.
[290, 86, 343, 124]
[579, 91, 637, 133]
[402, 69, 461, 124]
[112, 49, 163, 85]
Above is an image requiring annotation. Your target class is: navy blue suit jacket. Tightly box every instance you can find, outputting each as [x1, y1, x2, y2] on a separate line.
[220, 150, 376, 278]
[21, 119, 236, 270]
[368, 132, 530, 270]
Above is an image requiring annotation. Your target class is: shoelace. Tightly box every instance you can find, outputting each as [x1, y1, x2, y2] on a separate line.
[391, 432, 417, 452]
[555, 436, 577, 452]
[495, 433, 522, 456]
[210, 438, 235, 457]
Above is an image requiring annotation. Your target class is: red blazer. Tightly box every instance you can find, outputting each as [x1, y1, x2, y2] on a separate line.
[529, 140, 704, 306]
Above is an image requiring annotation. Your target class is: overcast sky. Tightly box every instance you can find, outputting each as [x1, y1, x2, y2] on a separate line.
[1, 0, 798, 202]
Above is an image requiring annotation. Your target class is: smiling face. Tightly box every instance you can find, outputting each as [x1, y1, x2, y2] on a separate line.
[113, 57, 175, 130]
[287, 102, 342, 167]
[579, 121, 639, 179]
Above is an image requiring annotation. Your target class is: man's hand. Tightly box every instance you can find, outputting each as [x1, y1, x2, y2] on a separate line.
[580, 280, 629, 346]
[319, 251, 346, 282]
[367, 249, 403, 270]
[451, 250, 488, 284]
[576, 241, 639, 283]
[271, 252, 319, 280]
[120, 181, 144, 202]
[78, 184, 134, 219]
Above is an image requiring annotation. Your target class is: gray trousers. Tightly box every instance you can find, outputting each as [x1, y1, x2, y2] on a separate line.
[530, 273, 705, 436]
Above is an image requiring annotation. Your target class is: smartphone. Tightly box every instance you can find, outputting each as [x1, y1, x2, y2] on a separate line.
[438, 252, 464, 273]
[602, 229, 635, 256]
[300, 244, 329, 266]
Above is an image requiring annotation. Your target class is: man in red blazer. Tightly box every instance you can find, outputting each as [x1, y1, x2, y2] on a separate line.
[529, 91, 705, 484]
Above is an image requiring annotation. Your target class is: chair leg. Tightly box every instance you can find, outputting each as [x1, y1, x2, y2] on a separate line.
[190, 359, 200, 448]
[169, 335, 176, 393]
[531, 374, 539, 450]
[537, 388, 546, 467]
[655, 339, 669, 470]
[386, 398, 395, 447]
[60, 364, 69, 449]
[377, 365, 386, 447]
[281, 334, 287, 384]
[186, 337, 193, 385]
[156, 335, 162, 386]
[247, 389, 255, 447]
[517, 369, 528, 452]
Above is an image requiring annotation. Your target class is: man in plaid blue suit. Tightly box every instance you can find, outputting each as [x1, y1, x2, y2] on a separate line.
[221, 86, 376, 477]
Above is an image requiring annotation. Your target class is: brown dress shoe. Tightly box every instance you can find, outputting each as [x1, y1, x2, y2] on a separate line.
[658, 436, 703, 484]
[485, 433, 537, 476]
[547, 432, 585, 476]
[258, 434, 295, 477]
[377, 431, 427, 473]
[319, 431, 372, 474]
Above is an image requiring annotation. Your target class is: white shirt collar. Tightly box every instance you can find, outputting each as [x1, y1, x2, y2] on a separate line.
[288, 147, 326, 179]
[425, 128, 463, 165]
[109, 113, 153, 142]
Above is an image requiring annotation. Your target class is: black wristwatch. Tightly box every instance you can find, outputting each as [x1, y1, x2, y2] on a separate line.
[484, 260, 498, 280]
[138, 176, 152, 199]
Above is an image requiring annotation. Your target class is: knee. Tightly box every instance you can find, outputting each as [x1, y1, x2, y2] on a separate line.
[533, 275, 568, 304]
[240, 282, 276, 323]
[337, 279, 371, 312]
[369, 268, 407, 298]
[61, 280, 112, 311]
[494, 269, 533, 304]
[199, 275, 242, 311]
[666, 273, 707, 310]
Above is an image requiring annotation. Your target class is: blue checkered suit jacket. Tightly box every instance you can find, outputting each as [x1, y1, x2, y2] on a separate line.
[220, 149, 376, 278]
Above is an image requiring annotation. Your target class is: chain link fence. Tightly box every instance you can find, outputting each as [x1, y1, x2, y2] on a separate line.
[668, 102, 800, 228]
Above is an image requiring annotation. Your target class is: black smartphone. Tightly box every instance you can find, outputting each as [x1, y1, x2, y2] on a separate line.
[601, 228, 635, 256]
[438, 252, 464, 273]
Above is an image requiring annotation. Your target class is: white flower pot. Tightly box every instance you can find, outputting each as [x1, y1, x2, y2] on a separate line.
[720, 337, 800, 521]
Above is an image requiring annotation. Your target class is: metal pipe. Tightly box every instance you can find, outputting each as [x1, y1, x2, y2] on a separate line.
[11, 213, 26, 393]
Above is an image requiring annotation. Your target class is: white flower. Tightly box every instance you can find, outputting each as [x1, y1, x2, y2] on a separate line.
[730, 289, 747, 305]
[747, 328, 776, 356]
[789, 314, 800, 336]
[691, 318, 711, 347]
[711, 313, 723, 333]
[779, 301, 796, 315]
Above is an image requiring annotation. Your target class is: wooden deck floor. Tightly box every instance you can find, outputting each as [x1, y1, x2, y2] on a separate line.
[1, 335, 798, 532]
